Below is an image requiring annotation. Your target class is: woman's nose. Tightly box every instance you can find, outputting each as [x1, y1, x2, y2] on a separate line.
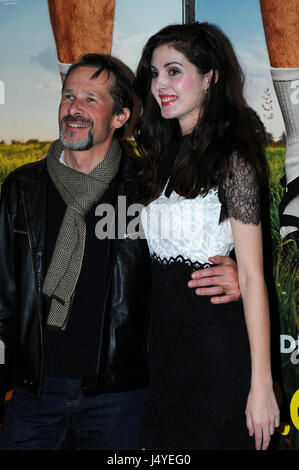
[153, 72, 168, 92]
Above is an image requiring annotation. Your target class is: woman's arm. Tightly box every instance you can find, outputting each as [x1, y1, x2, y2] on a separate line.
[230, 218, 280, 450]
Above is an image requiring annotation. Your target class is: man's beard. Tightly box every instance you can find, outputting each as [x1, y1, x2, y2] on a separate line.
[59, 115, 94, 151]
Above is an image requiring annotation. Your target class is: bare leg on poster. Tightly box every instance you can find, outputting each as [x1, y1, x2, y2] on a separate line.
[47, 0, 115, 81]
[260, 0, 299, 242]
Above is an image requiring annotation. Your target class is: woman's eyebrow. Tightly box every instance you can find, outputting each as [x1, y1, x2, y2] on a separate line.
[163, 61, 183, 67]
[151, 61, 183, 70]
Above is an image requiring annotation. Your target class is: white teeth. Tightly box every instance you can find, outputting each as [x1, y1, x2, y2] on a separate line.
[161, 97, 177, 103]
[68, 123, 88, 128]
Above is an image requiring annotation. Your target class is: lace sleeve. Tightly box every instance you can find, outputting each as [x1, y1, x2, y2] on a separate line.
[218, 153, 261, 225]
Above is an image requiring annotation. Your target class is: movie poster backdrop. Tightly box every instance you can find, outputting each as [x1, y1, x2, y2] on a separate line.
[0, 0, 298, 450]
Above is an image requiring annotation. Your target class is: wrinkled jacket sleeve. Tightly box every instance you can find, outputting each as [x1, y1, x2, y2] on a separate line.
[0, 176, 17, 404]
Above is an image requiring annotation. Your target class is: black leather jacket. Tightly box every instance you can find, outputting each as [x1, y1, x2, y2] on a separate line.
[0, 152, 151, 405]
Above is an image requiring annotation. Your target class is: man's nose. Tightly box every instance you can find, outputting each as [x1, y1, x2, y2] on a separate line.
[69, 98, 84, 115]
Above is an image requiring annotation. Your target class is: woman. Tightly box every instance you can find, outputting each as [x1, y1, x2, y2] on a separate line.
[134, 22, 279, 450]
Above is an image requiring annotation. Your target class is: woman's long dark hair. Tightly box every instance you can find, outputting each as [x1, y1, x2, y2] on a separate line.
[134, 22, 267, 203]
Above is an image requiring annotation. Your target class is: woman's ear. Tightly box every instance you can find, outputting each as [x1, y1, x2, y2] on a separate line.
[204, 69, 218, 90]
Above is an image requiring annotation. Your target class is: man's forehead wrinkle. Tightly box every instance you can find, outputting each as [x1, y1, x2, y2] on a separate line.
[66, 66, 112, 85]
[64, 69, 114, 97]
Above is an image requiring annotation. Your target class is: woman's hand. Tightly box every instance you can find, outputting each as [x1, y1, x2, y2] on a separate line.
[245, 384, 280, 450]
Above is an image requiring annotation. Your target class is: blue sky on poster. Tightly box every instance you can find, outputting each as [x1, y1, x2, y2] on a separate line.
[0, 0, 181, 141]
[0, 0, 284, 141]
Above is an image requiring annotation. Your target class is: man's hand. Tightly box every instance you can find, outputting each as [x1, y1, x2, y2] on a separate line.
[187, 255, 240, 304]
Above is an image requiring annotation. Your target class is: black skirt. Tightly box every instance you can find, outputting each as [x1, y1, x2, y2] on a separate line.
[139, 256, 255, 450]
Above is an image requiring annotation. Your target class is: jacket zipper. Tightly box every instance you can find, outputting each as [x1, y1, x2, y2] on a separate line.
[21, 190, 44, 393]
[13, 229, 28, 235]
[94, 184, 126, 381]
[94, 227, 118, 380]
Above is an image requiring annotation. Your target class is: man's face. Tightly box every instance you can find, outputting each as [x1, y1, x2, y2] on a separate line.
[59, 66, 119, 151]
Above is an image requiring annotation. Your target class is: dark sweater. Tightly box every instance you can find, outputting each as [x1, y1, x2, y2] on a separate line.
[44, 175, 116, 379]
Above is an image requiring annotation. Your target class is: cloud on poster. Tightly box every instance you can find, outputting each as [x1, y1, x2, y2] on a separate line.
[30, 47, 58, 75]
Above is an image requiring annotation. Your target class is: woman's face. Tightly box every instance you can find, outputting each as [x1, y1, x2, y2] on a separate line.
[150, 44, 211, 134]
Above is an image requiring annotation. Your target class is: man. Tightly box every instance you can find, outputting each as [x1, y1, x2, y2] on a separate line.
[0, 54, 240, 450]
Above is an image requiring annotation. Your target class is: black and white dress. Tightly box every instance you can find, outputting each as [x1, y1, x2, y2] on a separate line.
[139, 155, 259, 450]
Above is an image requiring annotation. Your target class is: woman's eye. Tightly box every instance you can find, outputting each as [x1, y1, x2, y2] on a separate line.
[151, 70, 158, 79]
[87, 97, 96, 102]
[169, 68, 180, 76]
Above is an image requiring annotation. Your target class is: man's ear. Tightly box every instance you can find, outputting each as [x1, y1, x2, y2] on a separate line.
[112, 107, 131, 130]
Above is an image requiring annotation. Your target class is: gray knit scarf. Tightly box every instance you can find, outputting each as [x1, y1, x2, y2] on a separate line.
[43, 138, 121, 330]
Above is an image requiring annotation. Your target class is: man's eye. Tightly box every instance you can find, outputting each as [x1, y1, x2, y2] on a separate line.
[64, 94, 74, 100]
[87, 97, 96, 102]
